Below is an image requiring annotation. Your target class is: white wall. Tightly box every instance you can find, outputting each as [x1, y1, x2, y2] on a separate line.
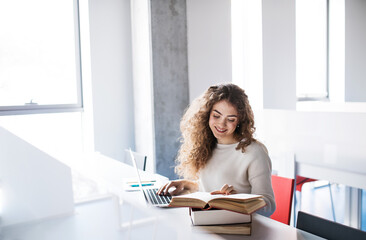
[345, 0, 366, 102]
[258, 110, 366, 179]
[130, 0, 155, 172]
[262, 0, 296, 110]
[0, 113, 84, 163]
[88, 0, 135, 161]
[231, 0, 263, 111]
[187, 0, 232, 101]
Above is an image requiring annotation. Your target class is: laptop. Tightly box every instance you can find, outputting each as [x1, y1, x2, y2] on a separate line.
[128, 148, 172, 207]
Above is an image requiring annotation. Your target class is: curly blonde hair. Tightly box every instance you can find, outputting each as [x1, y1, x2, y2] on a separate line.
[175, 83, 256, 179]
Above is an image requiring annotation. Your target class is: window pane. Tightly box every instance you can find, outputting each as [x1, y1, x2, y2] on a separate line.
[362, 189, 366, 231]
[0, 0, 80, 108]
[296, 0, 328, 99]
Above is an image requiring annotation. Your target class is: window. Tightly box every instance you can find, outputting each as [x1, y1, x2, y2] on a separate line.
[0, 0, 82, 115]
[362, 189, 366, 231]
[296, 0, 329, 101]
[296, 0, 346, 103]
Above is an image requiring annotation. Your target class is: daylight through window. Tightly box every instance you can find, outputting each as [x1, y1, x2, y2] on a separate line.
[0, 0, 82, 114]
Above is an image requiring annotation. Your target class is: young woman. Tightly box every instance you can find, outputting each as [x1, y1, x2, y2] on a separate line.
[157, 83, 275, 216]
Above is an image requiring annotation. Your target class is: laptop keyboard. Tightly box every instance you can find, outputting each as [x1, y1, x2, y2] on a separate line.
[146, 188, 172, 205]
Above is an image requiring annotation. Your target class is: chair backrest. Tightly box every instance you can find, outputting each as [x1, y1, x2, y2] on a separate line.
[270, 175, 295, 225]
[295, 175, 317, 192]
[296, 211, 366, 240]
[124, 149, 147, 171]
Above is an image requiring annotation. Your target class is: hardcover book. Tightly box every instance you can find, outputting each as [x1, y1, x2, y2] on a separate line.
[169, 192, 266, 214]
[189, 208, 252, 225]
[193, 222, 252, 235]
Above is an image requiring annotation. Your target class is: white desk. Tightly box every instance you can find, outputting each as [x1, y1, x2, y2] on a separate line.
[1, 153, 325, 240]
[1, 196, 217, 240]
[1, 196, 325, 240]
[166, 208, 325, 240]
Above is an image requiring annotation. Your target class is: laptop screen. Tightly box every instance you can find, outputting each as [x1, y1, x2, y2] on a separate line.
[128, 148, 171, 207]
[128, 148, 148, 199]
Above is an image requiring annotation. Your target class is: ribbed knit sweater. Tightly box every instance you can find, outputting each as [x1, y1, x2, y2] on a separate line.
[198, 141, 276, 217]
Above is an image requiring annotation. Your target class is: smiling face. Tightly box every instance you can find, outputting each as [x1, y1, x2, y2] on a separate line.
[208, 100, 239, 144]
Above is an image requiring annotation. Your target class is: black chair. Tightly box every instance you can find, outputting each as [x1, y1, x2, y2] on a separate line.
[296, 211, 366, 240]
[124, 149, 147, 171]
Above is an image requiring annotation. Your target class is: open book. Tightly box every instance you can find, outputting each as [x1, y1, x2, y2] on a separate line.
[169, 192, 266, 214]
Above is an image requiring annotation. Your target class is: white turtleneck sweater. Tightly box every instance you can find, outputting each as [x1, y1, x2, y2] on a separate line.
[198, 141, 276, 217]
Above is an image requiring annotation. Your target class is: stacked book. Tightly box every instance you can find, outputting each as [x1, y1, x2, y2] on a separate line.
[169, 192, 266, 235]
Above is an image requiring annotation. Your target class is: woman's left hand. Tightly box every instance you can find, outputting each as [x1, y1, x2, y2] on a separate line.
[210, 184, 237, 195]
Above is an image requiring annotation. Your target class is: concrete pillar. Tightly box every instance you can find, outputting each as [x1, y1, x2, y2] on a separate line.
[151, 0, 189, 180]
[132, 0, 189, 179]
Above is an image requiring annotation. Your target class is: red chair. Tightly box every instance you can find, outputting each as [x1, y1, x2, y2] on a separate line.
[295, 175, 335, 222]
[296, 176, 316, 192]
[295, 176, 317, 214]
[270, 175, 295, 225]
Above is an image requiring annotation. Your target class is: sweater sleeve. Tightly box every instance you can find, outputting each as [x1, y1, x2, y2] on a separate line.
[247, 144, 276, 217]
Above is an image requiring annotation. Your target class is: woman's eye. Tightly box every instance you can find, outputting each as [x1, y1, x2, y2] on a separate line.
[228, 119, 235, 123]
[213, 115, 220, 118]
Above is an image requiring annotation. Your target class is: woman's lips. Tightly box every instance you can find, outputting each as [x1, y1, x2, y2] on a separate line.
[215, 126, 227, 133]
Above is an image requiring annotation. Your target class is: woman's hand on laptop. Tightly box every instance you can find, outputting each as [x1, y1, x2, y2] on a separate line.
[157, 179, 199, 196]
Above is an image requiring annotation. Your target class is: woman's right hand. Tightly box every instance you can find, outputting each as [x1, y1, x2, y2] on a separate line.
[210, 183, 237, 195]
[157, 179, 198, 196]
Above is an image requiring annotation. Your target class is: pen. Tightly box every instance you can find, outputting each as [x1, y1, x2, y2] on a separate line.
[130, 183, 154, 187]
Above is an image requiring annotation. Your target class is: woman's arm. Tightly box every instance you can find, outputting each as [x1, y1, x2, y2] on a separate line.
[248, 148, 276, 217]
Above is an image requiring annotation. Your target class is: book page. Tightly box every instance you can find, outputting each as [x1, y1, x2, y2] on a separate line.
[207, 193, 262, 202]
[173, 191, 214, 203]
[173, 192, 262, 203]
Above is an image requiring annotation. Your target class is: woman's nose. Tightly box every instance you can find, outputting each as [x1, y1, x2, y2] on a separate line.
[218, 118, 226, 126]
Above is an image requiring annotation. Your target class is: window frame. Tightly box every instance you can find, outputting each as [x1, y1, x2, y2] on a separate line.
[296, 0, 330, 102]
[0, 0, 83, 116]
